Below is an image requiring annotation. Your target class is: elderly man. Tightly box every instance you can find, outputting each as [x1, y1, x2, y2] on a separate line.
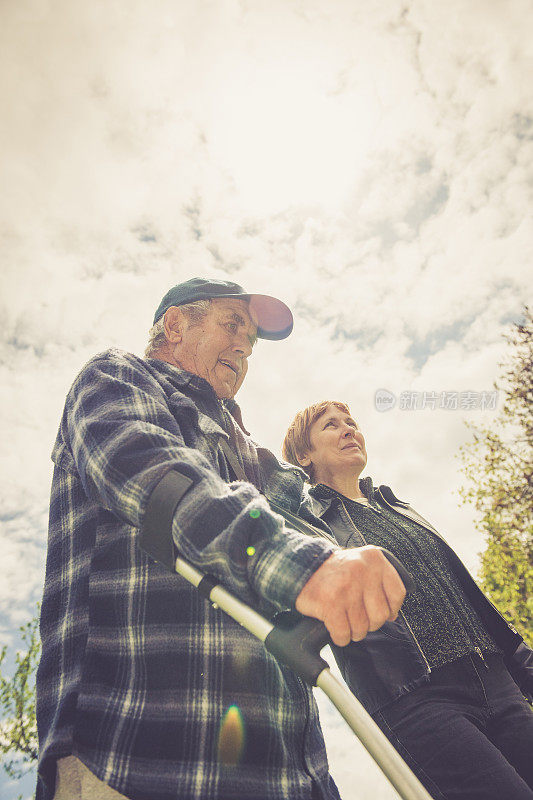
[35, 279, 406, 800]
[282, 400, 533, 800]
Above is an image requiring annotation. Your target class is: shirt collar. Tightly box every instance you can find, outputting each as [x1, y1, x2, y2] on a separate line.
[146, 357, 213, 392]
[147, 358, 247, 428]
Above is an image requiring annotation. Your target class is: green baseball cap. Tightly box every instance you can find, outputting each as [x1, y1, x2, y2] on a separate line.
[153, 278, 293, 340]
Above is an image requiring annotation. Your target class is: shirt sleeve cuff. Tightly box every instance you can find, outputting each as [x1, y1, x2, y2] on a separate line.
[250, 526, 335, 610]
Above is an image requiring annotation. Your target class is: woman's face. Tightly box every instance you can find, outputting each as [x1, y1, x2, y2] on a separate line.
[300, 403, 367, 483]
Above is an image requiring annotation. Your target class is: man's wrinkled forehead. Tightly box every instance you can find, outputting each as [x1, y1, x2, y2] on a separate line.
[212, 297, 258, 337]
[211, 297, 254, 320]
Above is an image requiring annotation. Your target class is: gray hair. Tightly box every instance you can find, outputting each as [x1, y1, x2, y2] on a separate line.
[144, 299, 211, 358]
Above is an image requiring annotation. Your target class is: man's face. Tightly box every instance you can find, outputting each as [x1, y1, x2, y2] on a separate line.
[302, 403, 367, 482]
[173, 298, 257, 399]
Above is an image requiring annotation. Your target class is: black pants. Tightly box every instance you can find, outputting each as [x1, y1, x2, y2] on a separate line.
[374, 653, 533, 800]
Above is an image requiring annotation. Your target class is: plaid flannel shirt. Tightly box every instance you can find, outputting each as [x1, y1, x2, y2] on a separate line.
[36, 349, 339, 800]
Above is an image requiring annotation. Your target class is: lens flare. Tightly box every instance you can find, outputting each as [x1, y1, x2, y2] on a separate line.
[249, 509, 261, 519]
[246, 546, 256, 556]
[217, 705, 245, 766]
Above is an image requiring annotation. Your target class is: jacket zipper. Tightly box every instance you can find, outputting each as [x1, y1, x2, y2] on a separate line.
[339, 498, 432, 674]
[375, 491, 501, 670]
[474, 646, 489, 669]
[398, 611, 432, 673]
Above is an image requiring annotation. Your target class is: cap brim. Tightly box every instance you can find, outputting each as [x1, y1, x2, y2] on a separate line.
[220, 292, 293, 340]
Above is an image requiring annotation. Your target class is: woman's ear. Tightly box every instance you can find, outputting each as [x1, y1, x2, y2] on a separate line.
[164, 307, 184, 343]
[296, 451, 311, 468]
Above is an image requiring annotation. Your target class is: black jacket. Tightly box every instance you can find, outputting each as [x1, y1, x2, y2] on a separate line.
[307, 483, 533, 714]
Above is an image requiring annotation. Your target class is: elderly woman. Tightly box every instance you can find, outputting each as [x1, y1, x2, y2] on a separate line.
[282, 400, 533, 800]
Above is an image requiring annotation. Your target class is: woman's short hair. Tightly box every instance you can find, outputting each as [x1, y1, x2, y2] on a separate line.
[282, 400, 351, 482]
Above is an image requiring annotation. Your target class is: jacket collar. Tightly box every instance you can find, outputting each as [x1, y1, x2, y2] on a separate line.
[309, 477, 409, 517]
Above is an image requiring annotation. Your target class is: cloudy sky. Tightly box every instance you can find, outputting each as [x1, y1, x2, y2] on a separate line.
[1, 0, 532, 797]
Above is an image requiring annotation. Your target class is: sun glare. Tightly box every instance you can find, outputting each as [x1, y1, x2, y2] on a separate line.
[208, 54, 382, 212]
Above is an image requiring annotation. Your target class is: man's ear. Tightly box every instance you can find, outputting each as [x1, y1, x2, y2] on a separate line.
[163, 307, 184, 343]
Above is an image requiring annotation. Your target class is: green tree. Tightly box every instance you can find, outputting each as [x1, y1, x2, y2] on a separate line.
[459, 308, 533, 646]
[0, 609, 40, 782]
